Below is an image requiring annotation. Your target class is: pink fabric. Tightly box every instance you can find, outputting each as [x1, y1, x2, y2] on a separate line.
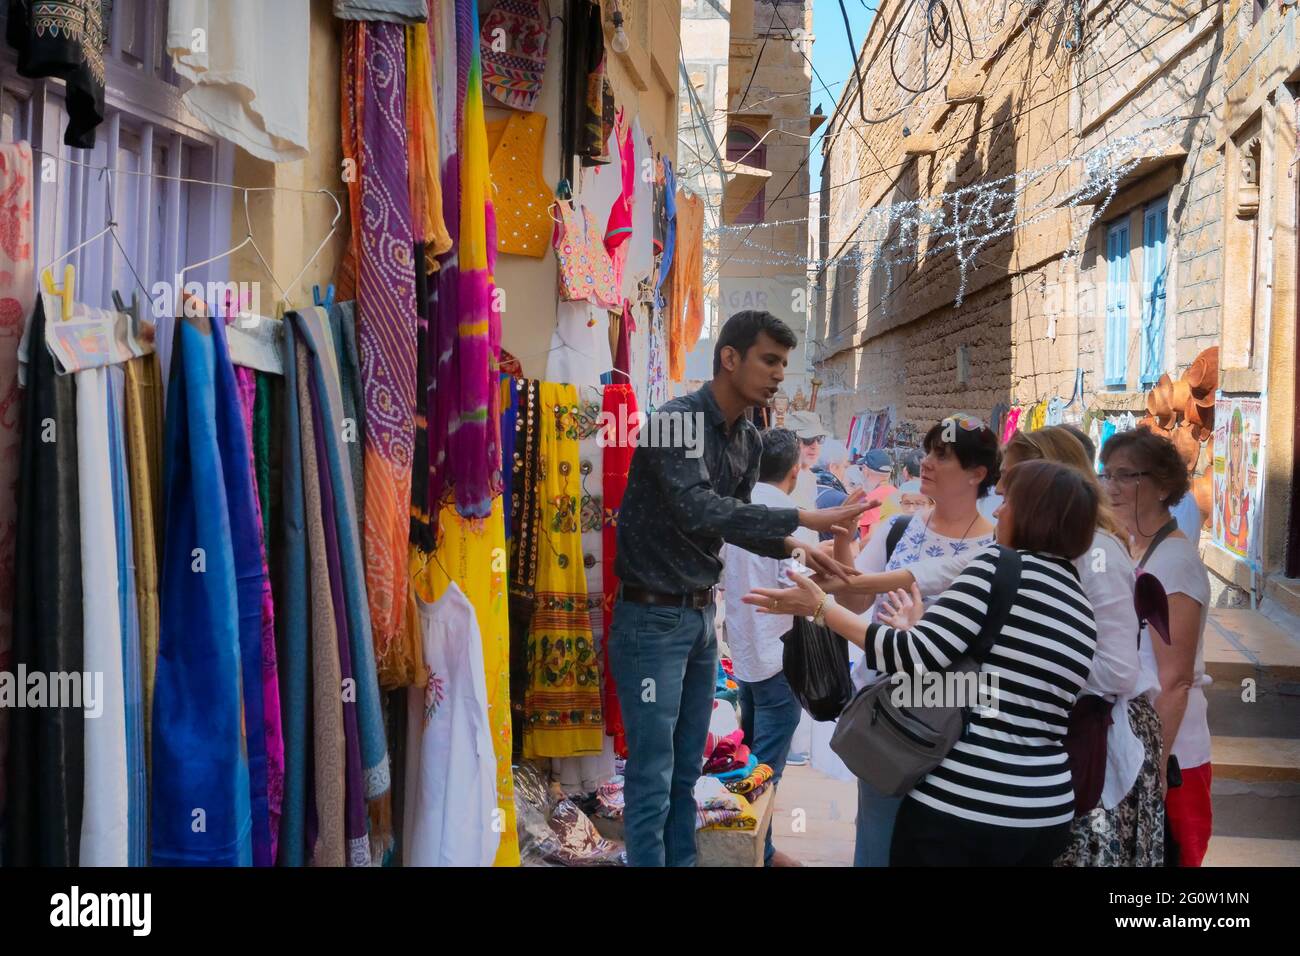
[1000, 406, 1023, 445]
[0, 142, 33, 823]
[605, 109, 635, 290]
[235, 366, 285, 860]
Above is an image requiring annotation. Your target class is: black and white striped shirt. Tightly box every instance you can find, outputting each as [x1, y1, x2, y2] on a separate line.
[862, 545, 1097, 828]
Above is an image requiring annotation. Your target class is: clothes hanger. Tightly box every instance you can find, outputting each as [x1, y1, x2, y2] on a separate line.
[313, 283, 336, 310]
[281, 189, 343, 311]
[178, 188, 284, 314]
[38, 167, 151, 321]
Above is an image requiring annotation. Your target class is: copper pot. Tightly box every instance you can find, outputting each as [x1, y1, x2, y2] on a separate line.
[1148, 374, 1176, 428]
[1171, 422, 1200, 468]
[1192, 471, 1213, 527]
[1171, 378, 1191, 419]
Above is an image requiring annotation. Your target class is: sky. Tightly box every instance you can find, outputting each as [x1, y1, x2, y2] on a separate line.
[808, 1, 877, 189]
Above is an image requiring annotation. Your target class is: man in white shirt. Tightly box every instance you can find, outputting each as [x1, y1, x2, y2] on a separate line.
[721, 428, 819, 867]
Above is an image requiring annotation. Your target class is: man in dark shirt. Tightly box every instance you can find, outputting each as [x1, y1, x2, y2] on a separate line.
[609, 310, 867, 866]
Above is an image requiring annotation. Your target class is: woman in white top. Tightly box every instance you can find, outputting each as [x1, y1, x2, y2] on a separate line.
[1001, 426, 1165, 866]
[828, 415, 1000, 866]
[1101, 427, 1213, 867]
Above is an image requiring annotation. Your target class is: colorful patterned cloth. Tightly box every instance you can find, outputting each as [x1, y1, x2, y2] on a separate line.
[352, 19, 421, 688]
[724, 762, 774, 796]
[522, 382, 604, 758]
[600, 383, 636, 757]
[480, 0, 550, 112]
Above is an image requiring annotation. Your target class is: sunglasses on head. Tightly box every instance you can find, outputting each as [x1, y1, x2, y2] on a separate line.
[944, 415, 984, 431]
[799, 435, 825, 445]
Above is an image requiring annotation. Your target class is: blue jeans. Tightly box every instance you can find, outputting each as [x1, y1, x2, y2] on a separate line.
[738, 672, 803, 865]
[609, 598, 718, 867]
[854, 777, 903, 867]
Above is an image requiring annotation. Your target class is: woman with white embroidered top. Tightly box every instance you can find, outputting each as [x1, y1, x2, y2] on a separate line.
[1101, 427, 1213, 867]
[1000, 427, 1164, 866]
[826, 415, 999, 866]
[747, 459, 1099, 865]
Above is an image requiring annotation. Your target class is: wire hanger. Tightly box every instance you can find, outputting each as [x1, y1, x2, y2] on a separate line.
[178, 187, 284, 311]
[281, 188, 343, 309]
[38, 167, 152, 321]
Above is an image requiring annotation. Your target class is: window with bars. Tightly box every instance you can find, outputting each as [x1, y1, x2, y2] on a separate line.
[0, 0, 232, 313]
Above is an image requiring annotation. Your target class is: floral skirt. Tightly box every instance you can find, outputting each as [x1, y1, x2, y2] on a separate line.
[1055, 697, 1165, 867]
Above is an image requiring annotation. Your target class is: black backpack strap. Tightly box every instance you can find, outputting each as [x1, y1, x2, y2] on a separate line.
[884, 514, 912, 562]
[968, 544, 1022, 663]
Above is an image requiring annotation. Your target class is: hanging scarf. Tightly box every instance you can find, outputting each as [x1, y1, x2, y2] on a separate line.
[523, 382, 603, 758]
[600, 383, 636, 758]
[499, 371, 519, 538]
[296, 345, 346, 867]
[357, 20, 420, 687]
[0, 141, 34, 829]
[327, 301, 365, 528]
[277, 321, 311, 866]
[410, 247, 435, 552]
[428, 0, 502, 521]
[236, 366, 285, 864]
[153, 311, 263, 866]
[408, 16, 452, 267]
[508, 378, 541, 602]
[291, 305, 394, 863]
[122, 350, 162, 799]
[105, 367, 147, 866]
[337, 22, 365, 302]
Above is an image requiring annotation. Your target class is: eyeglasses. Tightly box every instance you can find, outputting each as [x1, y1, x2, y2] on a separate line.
[1098, 470, 1149, 485]
[799, 436, 825, 446]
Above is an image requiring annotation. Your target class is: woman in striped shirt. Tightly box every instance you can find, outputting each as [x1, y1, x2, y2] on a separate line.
[746, 460, 1100, 865]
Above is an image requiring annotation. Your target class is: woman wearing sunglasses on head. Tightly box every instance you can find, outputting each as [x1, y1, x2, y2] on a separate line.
[746, 459, 1100, 866]
[1100, 427, 1212, 867]
[826, 415, 1000, 866]
[1002, 426, 1164, 866]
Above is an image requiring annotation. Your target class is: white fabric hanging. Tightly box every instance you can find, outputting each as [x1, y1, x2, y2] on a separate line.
[76, 366, 128, 867]
[167, 0, 310, 163]
[403, 583, 500, 866]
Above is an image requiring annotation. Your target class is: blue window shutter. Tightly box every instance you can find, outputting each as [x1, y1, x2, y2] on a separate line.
[1104, 221, 1130, 386]
[1139, 200, 1169, 387]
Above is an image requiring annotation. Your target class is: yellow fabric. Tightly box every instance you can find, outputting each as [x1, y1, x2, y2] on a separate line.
[123, 354, 163, 788]
[520, 383, 604, 758]
[407, 21, 452, 270]
[486, 112, 553, 258]
[1028, 400, 1048, 432]
[410, 499, 520, 867]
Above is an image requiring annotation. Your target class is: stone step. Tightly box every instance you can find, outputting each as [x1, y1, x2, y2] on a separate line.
[1211, 736, 1300, 783]
[1211, 777, 1300, 841]
[1205, 677, 1300, 738]
[1204, 608, 1300, 684]
[1204, 835, 1300, 867]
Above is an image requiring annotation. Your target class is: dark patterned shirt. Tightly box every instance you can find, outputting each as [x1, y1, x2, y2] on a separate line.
[614, 384, 799, 594]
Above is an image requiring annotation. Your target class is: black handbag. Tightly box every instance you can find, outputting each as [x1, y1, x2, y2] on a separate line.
[781, 615, 854, 721]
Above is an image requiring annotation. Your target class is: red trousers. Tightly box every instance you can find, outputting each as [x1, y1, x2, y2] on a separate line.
[1166, 761, 1213, 867]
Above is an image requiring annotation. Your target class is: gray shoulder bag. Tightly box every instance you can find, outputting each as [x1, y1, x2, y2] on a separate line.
[829, 545, 1022, 796]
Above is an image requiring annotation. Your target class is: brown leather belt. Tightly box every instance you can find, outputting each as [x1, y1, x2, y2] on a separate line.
[620, 584, 714, 609]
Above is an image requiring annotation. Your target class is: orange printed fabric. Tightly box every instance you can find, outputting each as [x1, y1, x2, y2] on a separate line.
[666, 190, 704, 382]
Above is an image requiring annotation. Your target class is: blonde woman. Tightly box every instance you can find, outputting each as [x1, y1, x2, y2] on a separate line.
[1001, 426, 1163, 866]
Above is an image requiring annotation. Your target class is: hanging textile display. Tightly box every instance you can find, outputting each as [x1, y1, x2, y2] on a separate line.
[75, 363, 126, 867]
[152, 309, 265, 867]
[8, 298, 84, 867]
[522, 382, 603, 758]
[6, 0, 106, 147]
[428, 0, 504, 522]
[411, 500, 521, 867]
[666, 189, 704, 382]
[236, 367, 285, 865]
[600, 383, 636, 758]
[352, 19, 420, 687]
[0, 140, 34, 830]
[291, 305, 394, 864]
[407, 15, 453, 268]
[486, 112, 554, 258]
[479, 0, 550, 112]
[334, 0, 429, 22]
[404, 582, 501, 866]
[561, 0, 610, 171]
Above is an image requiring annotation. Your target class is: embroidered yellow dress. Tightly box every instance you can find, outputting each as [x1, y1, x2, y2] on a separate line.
[410, 499, 520, 867]
[486, 112, 553, 258]
[522, 382, 604, 757]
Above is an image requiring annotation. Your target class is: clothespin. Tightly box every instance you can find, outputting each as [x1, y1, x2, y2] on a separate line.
[275, 300, 287, 321]
[556, 178, 573, 201]
[312, 283, 335, 310]
[40, 265, 76, 321]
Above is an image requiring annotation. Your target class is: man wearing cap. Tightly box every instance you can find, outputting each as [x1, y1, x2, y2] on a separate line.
[610, 310, 866, 867]
[856, 449, 897, 540]
[785, 409, 825, 511]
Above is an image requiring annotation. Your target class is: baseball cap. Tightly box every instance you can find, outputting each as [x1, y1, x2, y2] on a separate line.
[861, 449, 892, 473]
[786, 410, 826, 440]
